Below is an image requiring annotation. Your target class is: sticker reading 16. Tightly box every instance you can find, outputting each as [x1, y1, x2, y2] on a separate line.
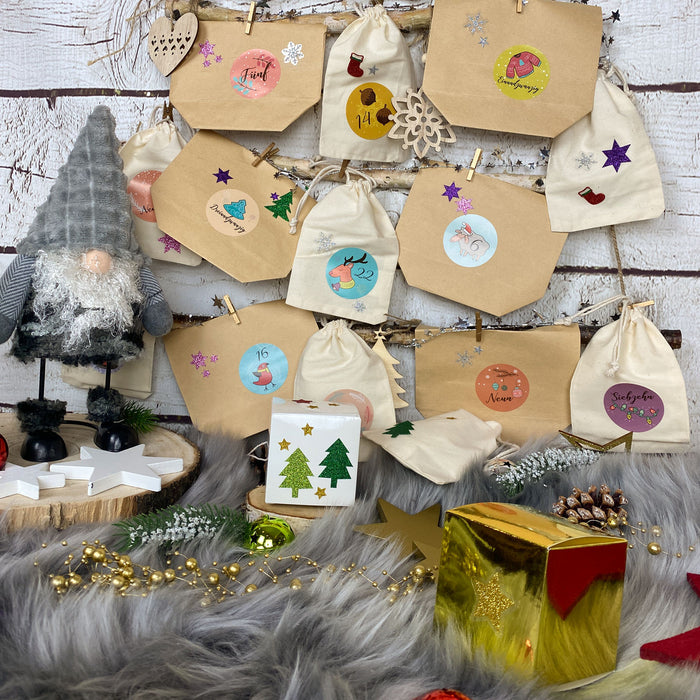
[238, 343, 288, 395]
[345, 82, 395, 140]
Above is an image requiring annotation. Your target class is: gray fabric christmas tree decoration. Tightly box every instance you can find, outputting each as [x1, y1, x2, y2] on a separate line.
[0, 105, 172, 366]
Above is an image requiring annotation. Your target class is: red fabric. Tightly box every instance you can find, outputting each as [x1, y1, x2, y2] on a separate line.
[505, 52, 541, 79]
[546, 542, 627, 620]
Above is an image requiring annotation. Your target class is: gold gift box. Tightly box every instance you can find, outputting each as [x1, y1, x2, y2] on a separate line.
[434, 502, 627, 686]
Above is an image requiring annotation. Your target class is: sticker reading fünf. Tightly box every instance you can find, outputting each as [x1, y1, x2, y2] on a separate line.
[443, 215, 498, 267]
[206, 189, 260, 237]
[239, 343, 288, 395]
[493, 45, 550, 100]
[230, 49, 281, 99]
[604, 383, 664, 432]
[326, 247, 378, 299]
[324, 389, 374, 431]
[127, 170, 162, 222]
[475, 364, 529, 412]
[346, 82, 395, 140]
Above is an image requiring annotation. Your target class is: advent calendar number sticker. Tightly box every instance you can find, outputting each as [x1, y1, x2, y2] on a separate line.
[206, 189, 260, 237]
[493, 45, 550, 100]
[346, 82, 395, 139]
[127, 170, 162, 222]
[324, 389, 374, 431]
[443, 215, 498, 268]
[475, 364, 530, 412]
[326, 247, 378, 298]
[230, 49, 281, 98]
[239, 343, 288, 394]
[604, 383, 664, 432]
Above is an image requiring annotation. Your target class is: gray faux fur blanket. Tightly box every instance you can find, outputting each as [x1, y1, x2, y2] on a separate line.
[0, 431, 698, 699]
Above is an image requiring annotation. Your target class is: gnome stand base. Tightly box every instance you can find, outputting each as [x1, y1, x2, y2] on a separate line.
[90, 364, 139, 453]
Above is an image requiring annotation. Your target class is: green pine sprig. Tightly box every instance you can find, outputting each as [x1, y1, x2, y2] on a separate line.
[120, 401, 158, 434]
[114, 504, 252, 550]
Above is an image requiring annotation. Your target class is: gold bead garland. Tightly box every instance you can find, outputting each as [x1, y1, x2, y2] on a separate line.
[611, 517, 697, 559]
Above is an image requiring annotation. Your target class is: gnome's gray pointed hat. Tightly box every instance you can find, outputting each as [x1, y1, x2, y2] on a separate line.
[18, 106, 140, 258]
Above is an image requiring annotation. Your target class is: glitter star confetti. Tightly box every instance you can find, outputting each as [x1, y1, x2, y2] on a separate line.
[315, 487, 327, 499]
[281, 41, 304, 66]
[602, 139, 631, 172]
[199, 40, 215, 57]
[302, 424, 314, 436]
[472, 573, 515, 631]
[442, 182, 462, 202]
[212, 296, 225, 310]
[190, 351, 207, 370]
[457, 197, 473, 214]
[158, 234, 181, 254]
[278, 438, 290, 450]
[213, 168, 232, 184]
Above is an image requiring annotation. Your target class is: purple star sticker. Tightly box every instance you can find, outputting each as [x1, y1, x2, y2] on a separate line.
[158, 234, 181, 254]
[602, 139, 631, 172]
[190, 351, 207, 370]
[213, 168, 232, 184]
[442, 182, 462, 201]
[457, 197, 473, 214]
[209, 355, 219, 363]
[270, 192, 279, 201]
[203, 59, 211, 68]
[215, 55, 223, 63]
[202, 370, 211, 378]
[199, 41, 215, 57]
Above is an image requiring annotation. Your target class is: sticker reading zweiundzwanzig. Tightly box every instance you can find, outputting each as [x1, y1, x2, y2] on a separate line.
[324, 389, 374, 431]
[127, 170, 162, 222]
[604, 383, 664, 432]
[493, 45, 550, 100]
[346, 82, 395, 140]
[206, 189, 260, 237]
[326, 247, 378, 299]
[475, 364, 530, 412]
[230, 49, 281, 99]
[443, 215, 498, 268]
[239, 343, 288, 395]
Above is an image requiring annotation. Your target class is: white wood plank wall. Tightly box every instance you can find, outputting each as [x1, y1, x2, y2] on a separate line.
[1, 1, 698, 445]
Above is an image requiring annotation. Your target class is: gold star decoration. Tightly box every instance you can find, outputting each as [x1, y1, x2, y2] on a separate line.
[301, 424, 313, 435]
[278, 438, 290, 450]
[559, 430, 633, 452]
[472, 572, 515, 632]
[212, 295, 226, 311]
[354, 499, 443, 564]
[315, 487, 326, 499]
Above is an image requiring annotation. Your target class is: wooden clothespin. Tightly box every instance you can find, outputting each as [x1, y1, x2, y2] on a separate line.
[252, 142, 279, 166]
[475, 311, 482, 343]
[466, 148, 483, 182]
[223, 295, 241, 324]
[516, 0, 524, 13]
[162, 101, 174, 122]
[630, 300, 655, 309]
[244, 1, 257, 35]
[338, 159, 350, 179]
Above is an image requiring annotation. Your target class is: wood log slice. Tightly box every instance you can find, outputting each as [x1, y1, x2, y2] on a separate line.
[0, 413, 200, 533]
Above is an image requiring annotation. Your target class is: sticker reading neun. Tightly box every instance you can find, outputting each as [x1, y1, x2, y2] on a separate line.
[604, 383, 664, 432]
[206, 189, 260, 237]
[326, 247, 378, 298]
[475, 364, 530, 412]
[443, 214, 498, 268]
[493, 45, 550, 100]
[239, 343, 288, 395]
[230, 49, 281, 99]
[346, 82, 395, 140]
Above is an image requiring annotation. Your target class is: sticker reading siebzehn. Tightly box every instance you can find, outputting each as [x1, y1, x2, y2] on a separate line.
[239, 343, 288, 395]
[326, 247, 378, 299]
[230, 49, 281, 99]
[346, 82, 395, 140]
[205, 189, 260, 237]
[493, 45, 550, 101]
[604, 383, 664, 432]
[443, 214, 498, 268]
[475, 364, 530, 412]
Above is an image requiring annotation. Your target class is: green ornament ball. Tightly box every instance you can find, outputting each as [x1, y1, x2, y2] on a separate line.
[246, 516, 295, 551]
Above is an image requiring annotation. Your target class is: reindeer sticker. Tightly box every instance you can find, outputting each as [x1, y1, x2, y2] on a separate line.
[442, 215, 498, 268]
[326, 247, 378, 299]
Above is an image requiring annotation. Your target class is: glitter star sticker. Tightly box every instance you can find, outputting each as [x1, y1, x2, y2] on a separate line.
[213, 168, 232, 184]
[158, 234, 181, 254]
[278, 438, 291, 450]
[212, 296, 226, 310]
[315, 487, 326, 499]
[302, 424, 314, 435]
[602, 139, 631, 172]
[199, 40, 215, 57]
[472, 573, 515, 632]
[190, 351, 207, 370]
[442, 182, 462, 201]
[457, 197, 473, 214]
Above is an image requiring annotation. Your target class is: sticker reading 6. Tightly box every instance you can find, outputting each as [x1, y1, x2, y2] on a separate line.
[346, 82, 395, 140]
[238, 343, 288, 395]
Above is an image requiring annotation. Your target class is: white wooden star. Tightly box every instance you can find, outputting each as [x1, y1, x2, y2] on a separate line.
[50, 445, 184, 496]
[0, 462, 66, 500]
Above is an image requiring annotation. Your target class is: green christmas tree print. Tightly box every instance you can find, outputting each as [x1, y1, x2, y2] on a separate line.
[317, 438, 353, 488]
[383, 420, 415, 438]
[279, 447, 314, 498]
[265, 190, 294, 222]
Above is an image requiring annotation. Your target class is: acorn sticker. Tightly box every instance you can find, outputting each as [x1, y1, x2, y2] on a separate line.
[376, 104, 392, 125]
[360, 87, 376, 106]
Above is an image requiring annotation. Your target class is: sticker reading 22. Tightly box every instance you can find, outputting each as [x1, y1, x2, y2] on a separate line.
[238, 343, 288, 395]
[326, 247, 378, 299]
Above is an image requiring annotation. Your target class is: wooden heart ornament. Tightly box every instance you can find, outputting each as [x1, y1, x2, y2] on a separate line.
[148, 13, 198, 77]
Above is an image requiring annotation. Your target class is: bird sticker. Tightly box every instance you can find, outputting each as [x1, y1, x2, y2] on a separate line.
[252, 362, 273, 388]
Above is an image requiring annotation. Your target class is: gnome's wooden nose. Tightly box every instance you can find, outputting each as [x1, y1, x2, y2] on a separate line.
[81, 249, 113, 274]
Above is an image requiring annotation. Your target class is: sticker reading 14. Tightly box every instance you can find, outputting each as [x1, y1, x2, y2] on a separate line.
[604, 383, 664, 432]
[230, 49, 281, 99]
[443, 214, 497, 268]
[239, 343, 288, 395]
[493, 45, 550, 101]
[475, 364, 529, 412]
[346, 82, 395, 140]
[326, 247, 378, 299]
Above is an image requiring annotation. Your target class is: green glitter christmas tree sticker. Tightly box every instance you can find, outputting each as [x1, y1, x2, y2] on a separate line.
[383, 420, 415, 438]
[279, 447, 313, 498]
[265, 190, 294, 221]
[318, 438, 353, 488]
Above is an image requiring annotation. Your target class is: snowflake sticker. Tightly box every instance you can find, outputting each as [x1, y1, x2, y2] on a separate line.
[575, 152, 597, 170]
[199, 40, 219, 68]
[281, 41, 304, 66]
[315, 232, 336, 253]
[353, 301, 366, 313]
[190, 351, 207, 370]
[457, 351, 472, 367]
[190, 350, 218, 378]
[465, 13, 488, 34]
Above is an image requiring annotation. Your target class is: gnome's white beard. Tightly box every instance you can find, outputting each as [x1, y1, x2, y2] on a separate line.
[31, 251, 144, 350]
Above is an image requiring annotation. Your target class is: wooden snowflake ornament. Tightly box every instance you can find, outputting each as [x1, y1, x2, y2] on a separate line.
[388, 89, 456, 159]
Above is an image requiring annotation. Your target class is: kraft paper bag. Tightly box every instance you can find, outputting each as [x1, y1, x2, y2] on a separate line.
[546, 66, 665, 232]
[169, 20, 326, 131]
[414, 324, 580, 444]
[319, 4, 416, 162]
[120, 118, 202, 266]
[423, 0, 602, 138]
[164, 301, 319, 438]
[569, 302, 689, 452]
[396, 168, 567, 316]
[61, 333, 156, 400]
[151, 131, 313, 283]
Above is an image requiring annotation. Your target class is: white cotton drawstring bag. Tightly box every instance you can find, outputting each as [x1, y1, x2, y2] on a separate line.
[319, 3, 416, 163]
[120, 115, 202, 265]
[294, 319, 396, 461]
[545, 64, 665, 232]
[565, 297, 689, 452]
[285, 164, 398, 324]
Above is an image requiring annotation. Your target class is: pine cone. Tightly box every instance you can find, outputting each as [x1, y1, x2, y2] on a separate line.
[552, 484, 629, 530]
